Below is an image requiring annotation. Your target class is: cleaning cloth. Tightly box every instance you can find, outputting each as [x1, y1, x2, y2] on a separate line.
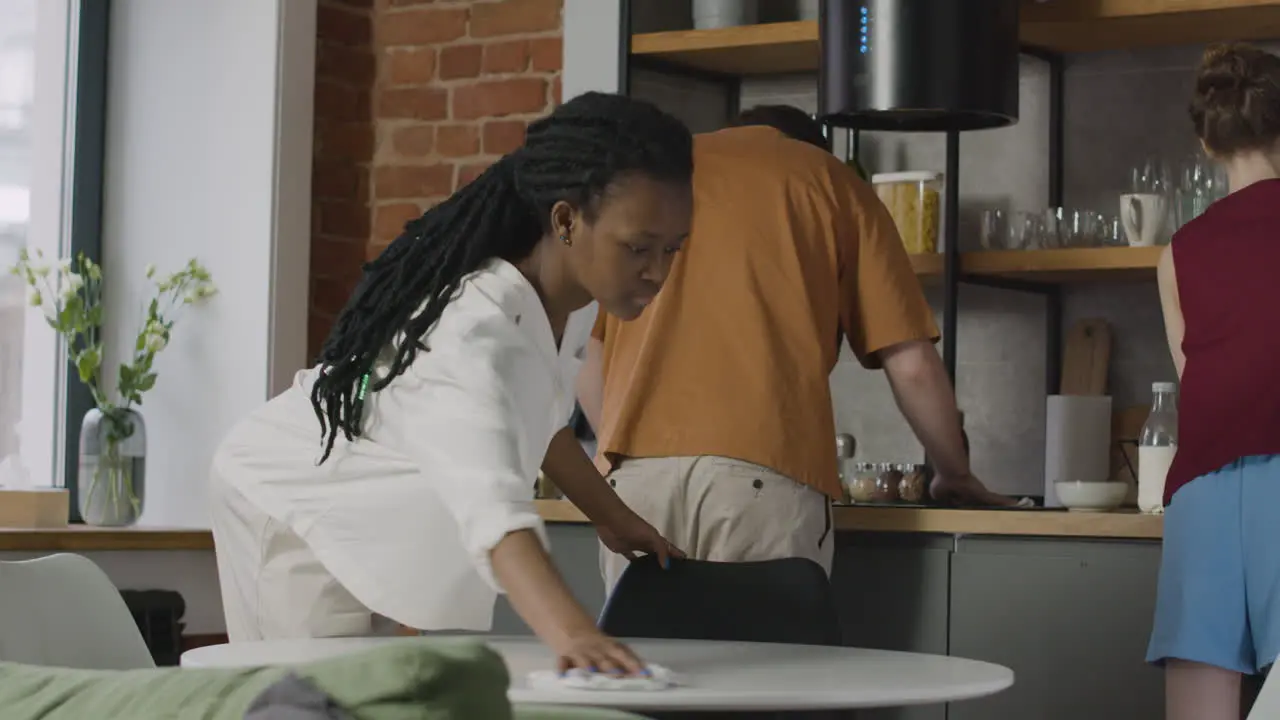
[526, 664, 680, 692]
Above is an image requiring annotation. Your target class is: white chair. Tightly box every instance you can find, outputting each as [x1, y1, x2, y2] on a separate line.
[0, 553, 155, 669]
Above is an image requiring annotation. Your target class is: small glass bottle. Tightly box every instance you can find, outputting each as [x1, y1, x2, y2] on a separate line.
[836, 433, 857, 484]
[1137, 382, 1179, 514]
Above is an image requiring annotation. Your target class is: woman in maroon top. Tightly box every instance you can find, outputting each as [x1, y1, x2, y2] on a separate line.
[1149, 43, 1280, 720]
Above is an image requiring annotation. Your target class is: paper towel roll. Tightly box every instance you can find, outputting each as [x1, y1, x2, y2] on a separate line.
[1044, 395, 1113, 508]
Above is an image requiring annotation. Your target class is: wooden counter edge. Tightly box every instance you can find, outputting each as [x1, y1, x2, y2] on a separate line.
[534, 500, 1164, 540]
[0, 526, 215, 552]
[0, 502, 1163, 551]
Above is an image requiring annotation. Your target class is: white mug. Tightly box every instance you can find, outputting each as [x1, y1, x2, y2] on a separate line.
[693, 0, 758, 29]
[1120, 193, 1169, 247]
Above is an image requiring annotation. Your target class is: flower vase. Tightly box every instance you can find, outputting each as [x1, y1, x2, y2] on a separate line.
[78, 407, 147, 526]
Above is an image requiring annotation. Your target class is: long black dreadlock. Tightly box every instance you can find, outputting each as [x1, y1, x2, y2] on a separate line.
[310, 91, 694, 463]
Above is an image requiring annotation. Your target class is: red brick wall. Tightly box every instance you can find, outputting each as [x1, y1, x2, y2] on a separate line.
[311, 0, 376, 360]
[308, 0, 564, 360]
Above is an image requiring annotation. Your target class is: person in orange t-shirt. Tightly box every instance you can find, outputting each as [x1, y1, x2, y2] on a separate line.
[576, 106, 1014, 591]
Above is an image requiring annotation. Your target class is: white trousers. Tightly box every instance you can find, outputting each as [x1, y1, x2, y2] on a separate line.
[209, 465, 396, 641]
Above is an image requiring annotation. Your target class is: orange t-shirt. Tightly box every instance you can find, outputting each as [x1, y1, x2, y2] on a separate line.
[591, 126, 938, 500]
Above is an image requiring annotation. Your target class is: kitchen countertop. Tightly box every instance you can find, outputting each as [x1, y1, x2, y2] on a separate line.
[536, 500, 1163, 540]
[0, 500, 1163, 551]
[0, 525, 215, 552]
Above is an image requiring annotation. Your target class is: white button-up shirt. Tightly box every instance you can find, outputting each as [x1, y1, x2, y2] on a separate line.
[212, 259, 572, 631]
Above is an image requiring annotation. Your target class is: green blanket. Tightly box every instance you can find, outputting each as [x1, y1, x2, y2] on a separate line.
[0, 638, 641, 720]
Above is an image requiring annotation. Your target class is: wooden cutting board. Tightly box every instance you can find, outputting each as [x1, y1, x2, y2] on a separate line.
[1060, 319, 1112, 395]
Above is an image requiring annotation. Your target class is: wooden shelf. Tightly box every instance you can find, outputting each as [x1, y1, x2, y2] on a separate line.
[1021, 0, 1280, 54]
[630, 2, 1280, 76]
[909, 252, 943, 278]
[630, 20, 819, 76]
[962, 246, 1163, 282]
[910, 247, 1161, 283]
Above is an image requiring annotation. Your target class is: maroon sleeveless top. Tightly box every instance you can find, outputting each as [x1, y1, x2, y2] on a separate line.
[1165, 178, 1280, 505]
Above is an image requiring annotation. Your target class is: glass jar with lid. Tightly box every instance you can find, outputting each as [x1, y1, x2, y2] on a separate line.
[872, 171, 943, 255]
[898, 463, 927, 504]
[847, 462, 878, 504]
[872, 462, 902, 503]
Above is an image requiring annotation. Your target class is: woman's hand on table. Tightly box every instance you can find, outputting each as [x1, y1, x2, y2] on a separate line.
[596, 510, 685, 568]
[552, 627, 648, 676]
[490, 530, 651, 677]
[930, 472, 1019, 508]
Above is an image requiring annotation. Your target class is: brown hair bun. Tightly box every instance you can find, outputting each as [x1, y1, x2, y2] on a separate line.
[1190, 42, 1280, 156]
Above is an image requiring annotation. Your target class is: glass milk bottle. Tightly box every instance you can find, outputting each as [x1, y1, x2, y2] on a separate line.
[1137, 382, 1179, 514]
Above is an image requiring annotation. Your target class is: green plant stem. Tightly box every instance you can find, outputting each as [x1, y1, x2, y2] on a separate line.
[84, 436, 140, 523]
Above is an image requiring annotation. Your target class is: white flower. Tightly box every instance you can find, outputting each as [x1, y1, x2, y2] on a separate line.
[31, 262, 50, 278]
[30, 290, 55, 323]
[144, 264, 156, 279]
[64, 271, 83, 293]
[140, 319, 168, 352]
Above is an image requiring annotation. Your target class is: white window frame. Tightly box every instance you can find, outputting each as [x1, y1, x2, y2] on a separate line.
[20, 0, 78, 487]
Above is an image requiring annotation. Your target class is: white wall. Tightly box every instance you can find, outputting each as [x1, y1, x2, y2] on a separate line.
[100, 0, 314, 528]
[559, 0, 624, 405]
[563, 0, 623, 101]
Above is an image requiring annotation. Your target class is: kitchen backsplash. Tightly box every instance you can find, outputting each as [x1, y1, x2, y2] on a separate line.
[629, 23, 1264, 494]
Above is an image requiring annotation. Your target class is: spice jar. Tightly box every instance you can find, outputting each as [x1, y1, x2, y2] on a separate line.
[872, 462, 902, 503]
[872, 171, 943, 255]
[847, 462, 878, 503]
[898, 463, 927, 504]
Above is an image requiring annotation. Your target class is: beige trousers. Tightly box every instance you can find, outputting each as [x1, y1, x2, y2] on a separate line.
[600, 456, 834, 594]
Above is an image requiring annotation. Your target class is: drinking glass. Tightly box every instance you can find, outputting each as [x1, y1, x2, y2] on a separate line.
[979, 209, 1007, 250]
[1007, 211, 1044, 250]
[1041, 208, 1065, 249]
[1131, 158, 1172, 195]
[1062, 210, 1104, 247]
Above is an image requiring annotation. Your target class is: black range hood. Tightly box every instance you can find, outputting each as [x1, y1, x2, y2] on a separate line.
[818, 0, 1021, 132]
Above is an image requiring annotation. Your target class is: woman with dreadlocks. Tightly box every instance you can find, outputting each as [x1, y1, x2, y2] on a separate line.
[208, 92, 693, 674]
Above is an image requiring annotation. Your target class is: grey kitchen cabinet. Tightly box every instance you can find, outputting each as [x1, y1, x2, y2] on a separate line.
[482, 521, 1170, 720]
[490, 524, 607, 635]
[947, 537, 1164, 720]
[831, 532, 953, 720]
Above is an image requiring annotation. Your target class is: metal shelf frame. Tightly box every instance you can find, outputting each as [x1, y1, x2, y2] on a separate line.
[616, 3, 1068, 408]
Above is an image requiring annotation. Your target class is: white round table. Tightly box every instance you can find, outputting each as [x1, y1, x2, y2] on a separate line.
[181, 635, 1013, 712]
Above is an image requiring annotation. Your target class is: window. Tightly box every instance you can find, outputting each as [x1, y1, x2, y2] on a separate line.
[0, 0, 103, 491]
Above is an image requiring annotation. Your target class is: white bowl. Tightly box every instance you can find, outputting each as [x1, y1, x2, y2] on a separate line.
[1054, 481, 1127, 512]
